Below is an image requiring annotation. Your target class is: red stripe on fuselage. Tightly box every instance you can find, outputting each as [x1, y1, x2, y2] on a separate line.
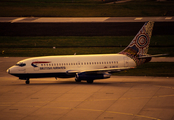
[32, 61, 51, 64]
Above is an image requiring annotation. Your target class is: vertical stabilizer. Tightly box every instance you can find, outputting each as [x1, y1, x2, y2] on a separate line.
[119, 21, 154, 65]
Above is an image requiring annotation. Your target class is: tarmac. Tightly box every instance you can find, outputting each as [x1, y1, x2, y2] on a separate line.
[0, 57, 174, 120]
[0, 17, 174, 23]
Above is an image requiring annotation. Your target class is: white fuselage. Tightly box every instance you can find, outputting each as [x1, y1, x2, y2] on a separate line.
[7, 54, 136, 78]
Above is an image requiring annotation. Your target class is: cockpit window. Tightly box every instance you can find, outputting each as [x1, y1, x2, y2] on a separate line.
[16, 62, 26, 67]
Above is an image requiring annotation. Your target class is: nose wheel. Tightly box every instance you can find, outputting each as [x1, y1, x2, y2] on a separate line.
[25, 78, 30, 84]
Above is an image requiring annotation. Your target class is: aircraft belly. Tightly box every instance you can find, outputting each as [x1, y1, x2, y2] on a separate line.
[12, 72, 74, 79]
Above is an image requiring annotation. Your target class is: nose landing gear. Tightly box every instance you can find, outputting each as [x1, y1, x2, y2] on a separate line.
[25, 78, 30, 84]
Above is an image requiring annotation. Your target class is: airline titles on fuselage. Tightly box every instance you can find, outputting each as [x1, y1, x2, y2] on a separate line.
[40, 67, 66, 70]
[37, 61, 119, 70]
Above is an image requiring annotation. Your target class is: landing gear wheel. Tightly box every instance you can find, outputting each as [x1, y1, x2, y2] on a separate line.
[75, 79, 81, 82]
[25, 78, 30, 84]
[87, 80, 94, 84]
[75, 74, 81, 82]
[75, 78, 81, 83]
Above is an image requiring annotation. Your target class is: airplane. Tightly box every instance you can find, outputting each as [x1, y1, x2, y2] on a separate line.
[7, 21, 164, 84]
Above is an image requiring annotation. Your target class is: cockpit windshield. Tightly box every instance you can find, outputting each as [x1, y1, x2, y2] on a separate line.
[16, 62, 26, 67]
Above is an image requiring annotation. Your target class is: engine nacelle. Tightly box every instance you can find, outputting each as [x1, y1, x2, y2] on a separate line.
[76, 72, 111, 81]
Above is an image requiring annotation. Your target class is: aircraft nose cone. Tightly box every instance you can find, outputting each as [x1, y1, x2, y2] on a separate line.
[7, 69, 10, 74]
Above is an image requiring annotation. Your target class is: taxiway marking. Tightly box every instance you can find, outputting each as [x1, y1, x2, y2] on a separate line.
[11, 17, 25, 23]
[134, 17, 143, 20]
[165, 17, 172, 20]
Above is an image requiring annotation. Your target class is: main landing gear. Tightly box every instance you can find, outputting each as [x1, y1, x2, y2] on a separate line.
[25, 78, 30, 84]
[75, 76, 94, 84]
[87, 79, 94, 84]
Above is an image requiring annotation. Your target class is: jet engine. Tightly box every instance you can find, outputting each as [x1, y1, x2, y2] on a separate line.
[75, 72, 111, 83]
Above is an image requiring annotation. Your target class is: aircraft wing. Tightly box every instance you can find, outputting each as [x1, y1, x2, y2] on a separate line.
[66, 67, 133, 74]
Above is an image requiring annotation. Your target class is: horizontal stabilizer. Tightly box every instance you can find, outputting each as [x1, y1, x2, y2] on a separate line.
[138, 54, 168, 59]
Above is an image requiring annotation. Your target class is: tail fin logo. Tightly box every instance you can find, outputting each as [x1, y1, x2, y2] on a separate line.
[136, 34, 149, 48]
[119, 21, 154, 65]
[127, 22, 153, 55]
[120, 21, 154, 55]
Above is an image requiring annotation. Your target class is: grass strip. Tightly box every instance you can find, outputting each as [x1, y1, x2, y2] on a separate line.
[0, 1, 174, 17]
[1, 36, 174, 47]
[0, 47, 174, 57]
[1, 36, 174, 57]
[0, 47, 122, 57]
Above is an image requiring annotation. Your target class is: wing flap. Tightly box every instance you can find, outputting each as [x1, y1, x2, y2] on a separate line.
[66, 67, 133, 74]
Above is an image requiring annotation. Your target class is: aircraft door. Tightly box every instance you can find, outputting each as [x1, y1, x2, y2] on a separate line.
[124, 57, 129, 67]
[77, 61, 81, 68]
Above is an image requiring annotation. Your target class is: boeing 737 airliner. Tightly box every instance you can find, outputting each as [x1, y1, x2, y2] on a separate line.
[7, 21, 162, 84]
